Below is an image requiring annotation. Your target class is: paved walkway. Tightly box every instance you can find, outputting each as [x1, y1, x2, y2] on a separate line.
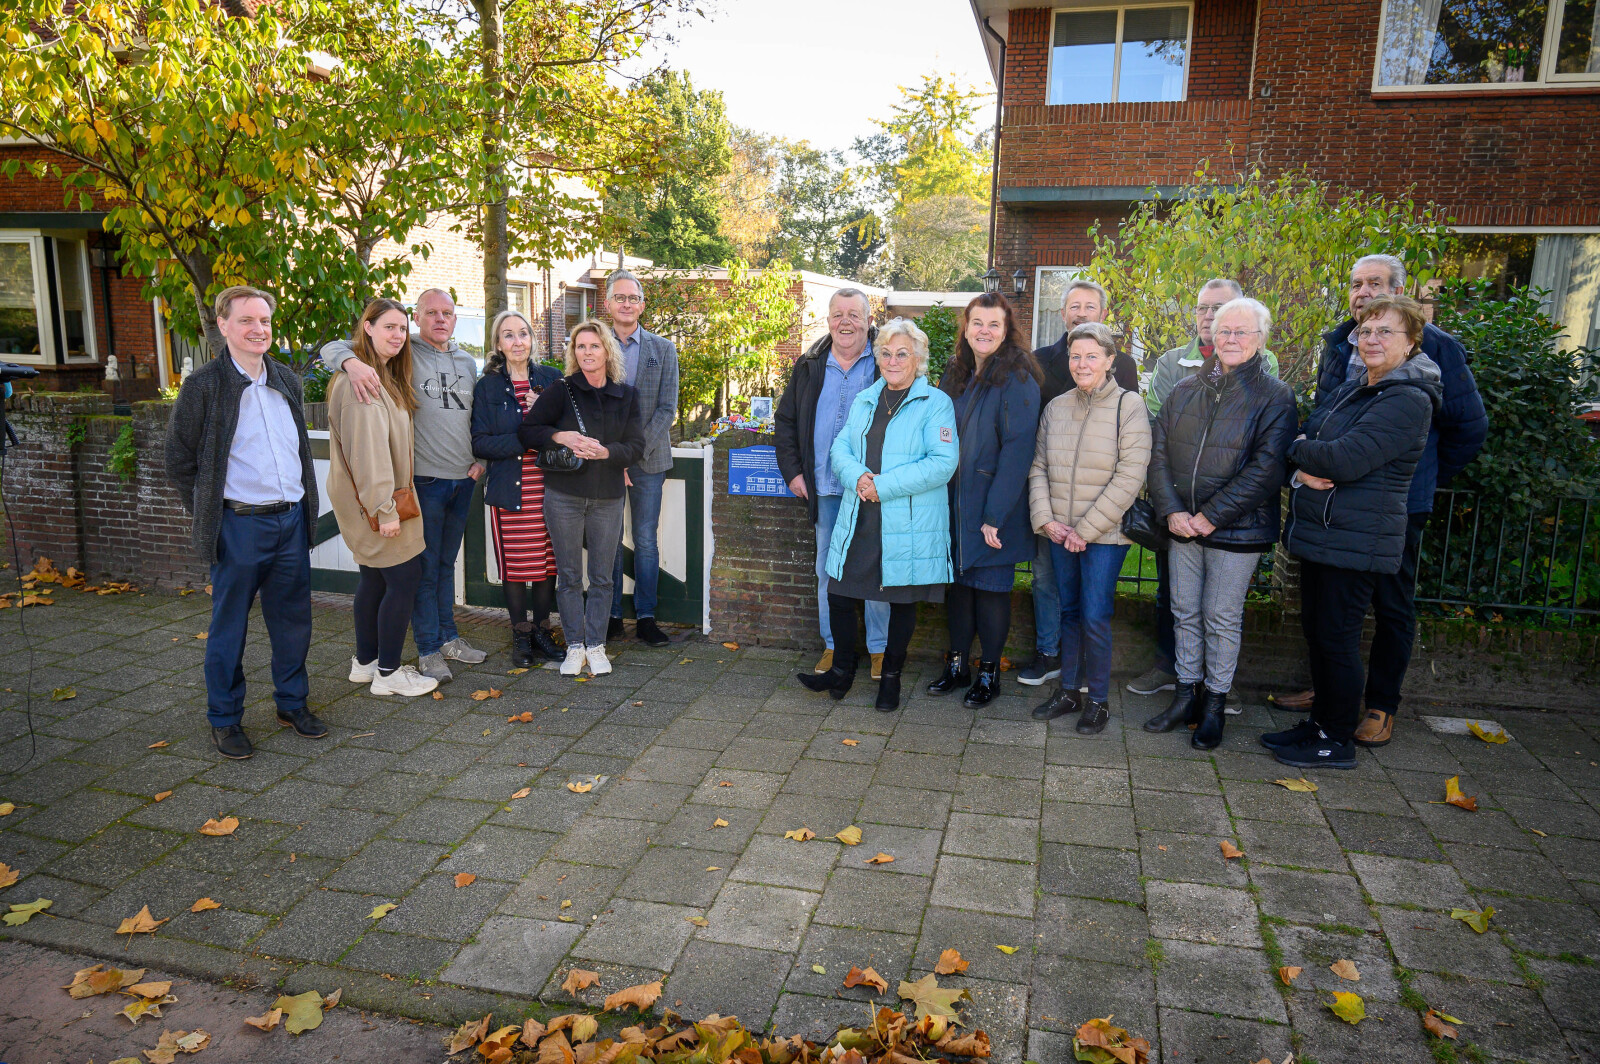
[1, 588, 1598, 1064]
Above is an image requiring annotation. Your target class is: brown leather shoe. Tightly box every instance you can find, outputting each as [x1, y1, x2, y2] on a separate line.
[871, 653, 884, 680]
[814, 650, 834, 674]
[1270, 688, 1315, 710]
[1354, 708, 1394, 747]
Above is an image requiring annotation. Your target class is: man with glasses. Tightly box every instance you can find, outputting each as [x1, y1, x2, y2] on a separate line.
[775, 288, 889, 678]
[603, 268, 679, 648]
[1129, 279, 1280, 698]
[1272, 254, 1486, 746]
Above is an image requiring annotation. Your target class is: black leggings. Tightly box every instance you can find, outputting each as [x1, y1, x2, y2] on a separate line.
[354, 557, 423, 672]
[946, 583, 1011, 663]
[502, 576, 555, 628]
[828, 594, 917, 668]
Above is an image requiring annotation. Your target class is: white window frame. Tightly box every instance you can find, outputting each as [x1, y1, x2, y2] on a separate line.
[0, 231, 59, 365]
[1045, 2, 1195, 106]
[1031, 265, 1087, 348]
[1371, 0, 1600, 94]
[44, 233, 98, 365]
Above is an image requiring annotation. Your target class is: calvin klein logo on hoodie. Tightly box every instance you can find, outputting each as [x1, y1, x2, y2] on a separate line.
[420, 371, 469, 410]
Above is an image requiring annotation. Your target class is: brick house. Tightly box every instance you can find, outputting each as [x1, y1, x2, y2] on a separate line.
[969, 0, 1600, 351]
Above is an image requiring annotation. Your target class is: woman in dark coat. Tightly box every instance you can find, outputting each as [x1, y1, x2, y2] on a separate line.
[1264, 294, 1441, 771]
[1143, 297, 1297, 749]
[926, 292, 1043, 707]
[472, 310, 564, 666]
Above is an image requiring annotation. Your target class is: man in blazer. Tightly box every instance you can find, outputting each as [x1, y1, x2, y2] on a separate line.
[605, 269, 680, 648]
[165, 286, 327, 760]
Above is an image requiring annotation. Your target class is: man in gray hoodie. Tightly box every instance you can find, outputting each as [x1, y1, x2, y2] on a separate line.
[322, 289, 487, 682]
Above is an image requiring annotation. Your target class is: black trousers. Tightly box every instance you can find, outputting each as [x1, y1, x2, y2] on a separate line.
[829, 594, 917, 669]
[1364, 512, 1428, 712]
[354, 556, 423, 672]
[1300, 560, 1377, 743]
[1154, 546, 1176, 672]
[946, 583, 1010, 663]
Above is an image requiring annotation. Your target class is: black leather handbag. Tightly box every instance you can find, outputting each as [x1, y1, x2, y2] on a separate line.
[534, 384, 588, 474]
[1121, 496, 1170, 551]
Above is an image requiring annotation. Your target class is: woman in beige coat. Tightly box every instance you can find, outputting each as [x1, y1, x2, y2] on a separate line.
[328, 298, 437, 698]
[1027, 321, 1151, 733]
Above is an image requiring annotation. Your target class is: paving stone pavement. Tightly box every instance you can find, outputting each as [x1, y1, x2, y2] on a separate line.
[2, 590, 1598, 1063]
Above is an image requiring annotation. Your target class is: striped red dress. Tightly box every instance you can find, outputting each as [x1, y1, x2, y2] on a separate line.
[490, 377, 557, 582]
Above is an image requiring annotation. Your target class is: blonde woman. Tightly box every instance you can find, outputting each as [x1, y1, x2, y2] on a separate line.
[519, 321, 646, 677]
[328, 298, 437, 697]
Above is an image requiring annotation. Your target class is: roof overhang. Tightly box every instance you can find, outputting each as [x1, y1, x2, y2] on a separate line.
[969, 1, 1009, 82]
[0, 211, 107, 228]
[999, 184, 1239, 207]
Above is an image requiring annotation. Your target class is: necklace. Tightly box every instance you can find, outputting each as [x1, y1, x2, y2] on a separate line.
[884, 386, 911, 419]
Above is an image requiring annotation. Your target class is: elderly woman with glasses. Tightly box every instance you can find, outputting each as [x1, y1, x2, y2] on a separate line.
[799, 318, 959, 711]
[1263, 294, 1440, 771]
[1142, 297, 1296, 749]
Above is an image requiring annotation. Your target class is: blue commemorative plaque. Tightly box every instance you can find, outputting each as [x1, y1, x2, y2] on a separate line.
[727, 445, 794, 497]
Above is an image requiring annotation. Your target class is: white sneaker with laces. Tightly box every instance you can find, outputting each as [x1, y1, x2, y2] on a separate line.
[586, 645, 612, 676]
[370, 665, 439, 697]
[561, 645, 587, 677]
[349, 657, 378, 683]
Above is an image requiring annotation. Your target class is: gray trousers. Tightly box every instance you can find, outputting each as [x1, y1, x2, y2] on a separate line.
[1169, 539, 1260, 694]
[543, 489, 625, 648]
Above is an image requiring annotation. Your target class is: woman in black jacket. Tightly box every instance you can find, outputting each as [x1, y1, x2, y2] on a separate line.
[1263, 294, 1440, 771]
[472, 310, 564, 666]
[926, 292, 1043, 707]
[1143, 298, 1297, 748]
[519, 321, 646, 679]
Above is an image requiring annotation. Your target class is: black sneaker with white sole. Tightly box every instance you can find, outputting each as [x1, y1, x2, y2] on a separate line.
[1016, 654, 1060, 687]
[1271, 729, 1358, 770]
[1260, 717, 1321, 751]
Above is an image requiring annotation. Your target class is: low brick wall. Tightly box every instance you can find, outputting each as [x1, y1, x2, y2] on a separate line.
[704, 431, 1600, 713]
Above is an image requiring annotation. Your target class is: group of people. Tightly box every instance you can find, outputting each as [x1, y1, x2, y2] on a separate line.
[778, 254, 1486, 771]
[165, 273, 678, 760]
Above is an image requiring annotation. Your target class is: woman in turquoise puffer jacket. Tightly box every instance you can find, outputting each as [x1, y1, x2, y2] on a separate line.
[797, 318, 959, 711]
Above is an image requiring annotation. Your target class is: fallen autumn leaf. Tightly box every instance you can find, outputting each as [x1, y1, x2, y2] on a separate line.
[454, 873, 476, 888]
[866, 852, 895, 864]
[242, 1008, 282, 1032]
[834, 825, 862, 846]
[1277, 966, 1303, 985]
[1330, 959, 1360, 981]
[1443, 775, 1478, 812]
[116, 906, 168, 938]
[1220, 840, 1244, 859]
[560, 969, 599, 996]
[1273, 777, 1318, 792]
[367, 903, 396, 919]
[843, 965, 889, 993]
[1328, 991, 1365, 1025]
[189, 898, 220, 913]
[1450, 906, 1494, 933]
[783, 827, 815, 842]
[4, 898, 51, 925]
[198, 816, 238, 836]
[1423, 1009, 1459, 1040]
[272, 990, 325, 1034]
[602, 980, 662, 1012]
[934, 948, 969, 975]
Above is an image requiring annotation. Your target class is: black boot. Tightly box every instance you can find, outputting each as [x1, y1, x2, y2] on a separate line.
[1031, 685, 1079, 721]
[963, 661, 1001, 707]
[799, 649, 857, 701]
[1143, 681, 1201, 733]
[531, 624, 565, 662]
[874, 652, 905, 712]
[1191, 689, 1227, 750]
[1075, 699, 1110, 735]
[926, 651, 971, 696]
[511, 623, 536, 668]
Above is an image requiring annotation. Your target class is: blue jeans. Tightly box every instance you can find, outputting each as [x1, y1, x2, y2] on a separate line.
[611, 468, 667, 619]
[1032, 534, 1059, 657]
[1053, 541, 1129, 703]
[815, 494, 887, 653]
[205, 505, 312, 727]
[411, 475, 475, 656]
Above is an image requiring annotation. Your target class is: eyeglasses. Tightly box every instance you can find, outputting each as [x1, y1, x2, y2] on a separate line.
[609, 294, 643, 305]
[1194, 303, 1227, 315]
[1213, 328, 1261, 341]
[1356, 326, 1405, 342]
[878, 350, 915, 362]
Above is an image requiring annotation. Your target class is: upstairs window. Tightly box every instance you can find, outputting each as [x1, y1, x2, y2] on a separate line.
[1048, 5, 1192, 105]
[1376, 0, 1600, 88]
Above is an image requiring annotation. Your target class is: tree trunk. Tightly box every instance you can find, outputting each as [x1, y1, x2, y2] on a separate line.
[478, 0, 509, 352]
[183, 251, 224, 357]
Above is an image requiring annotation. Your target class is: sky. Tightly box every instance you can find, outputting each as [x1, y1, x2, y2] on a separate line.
[645, 0, 996, 151]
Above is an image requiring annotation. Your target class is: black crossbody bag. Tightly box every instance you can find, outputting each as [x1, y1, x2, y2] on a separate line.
[534, 383, 589, 474]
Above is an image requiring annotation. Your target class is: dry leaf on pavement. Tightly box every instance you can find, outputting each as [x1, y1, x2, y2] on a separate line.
[367, 903, 396, 919]
[602, 980, 663, 1012]
[471, 688, 503, 701]
[834, 825, 862, 846]
[272, 989, 325, 1034]
[119, 992, 179, 1026]
[711, 818, 729, 828]
[153, 792, 172, 803]
[51, 687, 76, 701]
[934, 948, 969, 975]
[1442, 776, 1478, 811]
[1328, 991, 1365, 1025]
[784, 827, 815, 842]
[125, 981, 172, 999]
[994, 944, 1018, 954]
[508, 711, 534, 723]
[841, 738, 860, 746]
[0, 863, 17, 889]
[1423, 1009, 1459, 1039]
[189, 898, 220, 913]
[843, 966, 889, 993]
[4, 898, 51, 925]
[936, 1030, 992, 1058]
[449, 1014, 492, 1054]
[1467, 721, 1509, 744]
[198, 816, 238, 836]
[867, 852, 895, 864]
[432, 691, 444, 700]
[0, 802, 12, 815]
[518, 1020, 547, 1046]
[538, 1029, 576, 1064]
[722, 642, 740, 650]
[1277, 966, 1303, 985]
[561, 969, 600, 996]
[147, 741, 169, 749]
[1329, 959, 1360, 981]
[566, 782, 592, 794]
[144, 1029, 210, 1063]
[897, 974, 970, 1022]
[117, 906, 168, 939]
[1451, 906, 1494, 933]
[454, 873, 476, 889]
[687, 915, 709, 926]
[243, 1008, 282, 1032]
[1071, 1015, 1149, 1064]
[1219, 840, 1244, 859]
[321, 988, 341, 1010]
[511, 788, 532, 799]
[1273, 778, 1318, 792]
[65, 964, 147, 998]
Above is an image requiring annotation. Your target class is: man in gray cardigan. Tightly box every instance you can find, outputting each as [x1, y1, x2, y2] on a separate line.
[322, 289, 487, 682]
[604, 269, 679, 648]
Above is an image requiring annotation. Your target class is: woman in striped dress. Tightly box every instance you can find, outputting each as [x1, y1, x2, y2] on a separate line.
[471, 310, 565, 665]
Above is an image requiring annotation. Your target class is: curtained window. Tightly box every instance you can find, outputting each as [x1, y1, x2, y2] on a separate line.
[1376, 0, 1600, 86]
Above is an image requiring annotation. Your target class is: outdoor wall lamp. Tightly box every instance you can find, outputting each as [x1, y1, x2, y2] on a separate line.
[1012, 269, 1028, 298]
[982, 268, 1001, 294]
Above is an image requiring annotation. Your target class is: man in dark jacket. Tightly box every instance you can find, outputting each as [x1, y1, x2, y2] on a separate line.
[775, 289, 886, 677]
[1274, 254, 1488, 746]
[165, 286, 325, 761]
[1021, 279, 1138, 687]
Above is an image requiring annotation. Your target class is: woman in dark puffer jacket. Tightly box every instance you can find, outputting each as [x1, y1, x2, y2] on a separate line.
[1264, 294, 1441, 771]
[1143, 297, 1297, 749]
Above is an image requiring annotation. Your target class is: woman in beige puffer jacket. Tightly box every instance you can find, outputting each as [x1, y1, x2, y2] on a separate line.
[1027, 321, 1152, 733]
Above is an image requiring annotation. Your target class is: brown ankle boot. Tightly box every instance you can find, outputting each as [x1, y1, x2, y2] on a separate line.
[1354, 708, 1393, 747]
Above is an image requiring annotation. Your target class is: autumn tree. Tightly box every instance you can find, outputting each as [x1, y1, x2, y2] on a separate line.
[717, 127, 783, 266]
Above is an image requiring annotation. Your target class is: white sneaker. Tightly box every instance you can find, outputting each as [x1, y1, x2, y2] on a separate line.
[370, 665, 439, 697]
[560, 645, 587, 677]
[586, 645, 612, 676]
[349, 656, 378, 683]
